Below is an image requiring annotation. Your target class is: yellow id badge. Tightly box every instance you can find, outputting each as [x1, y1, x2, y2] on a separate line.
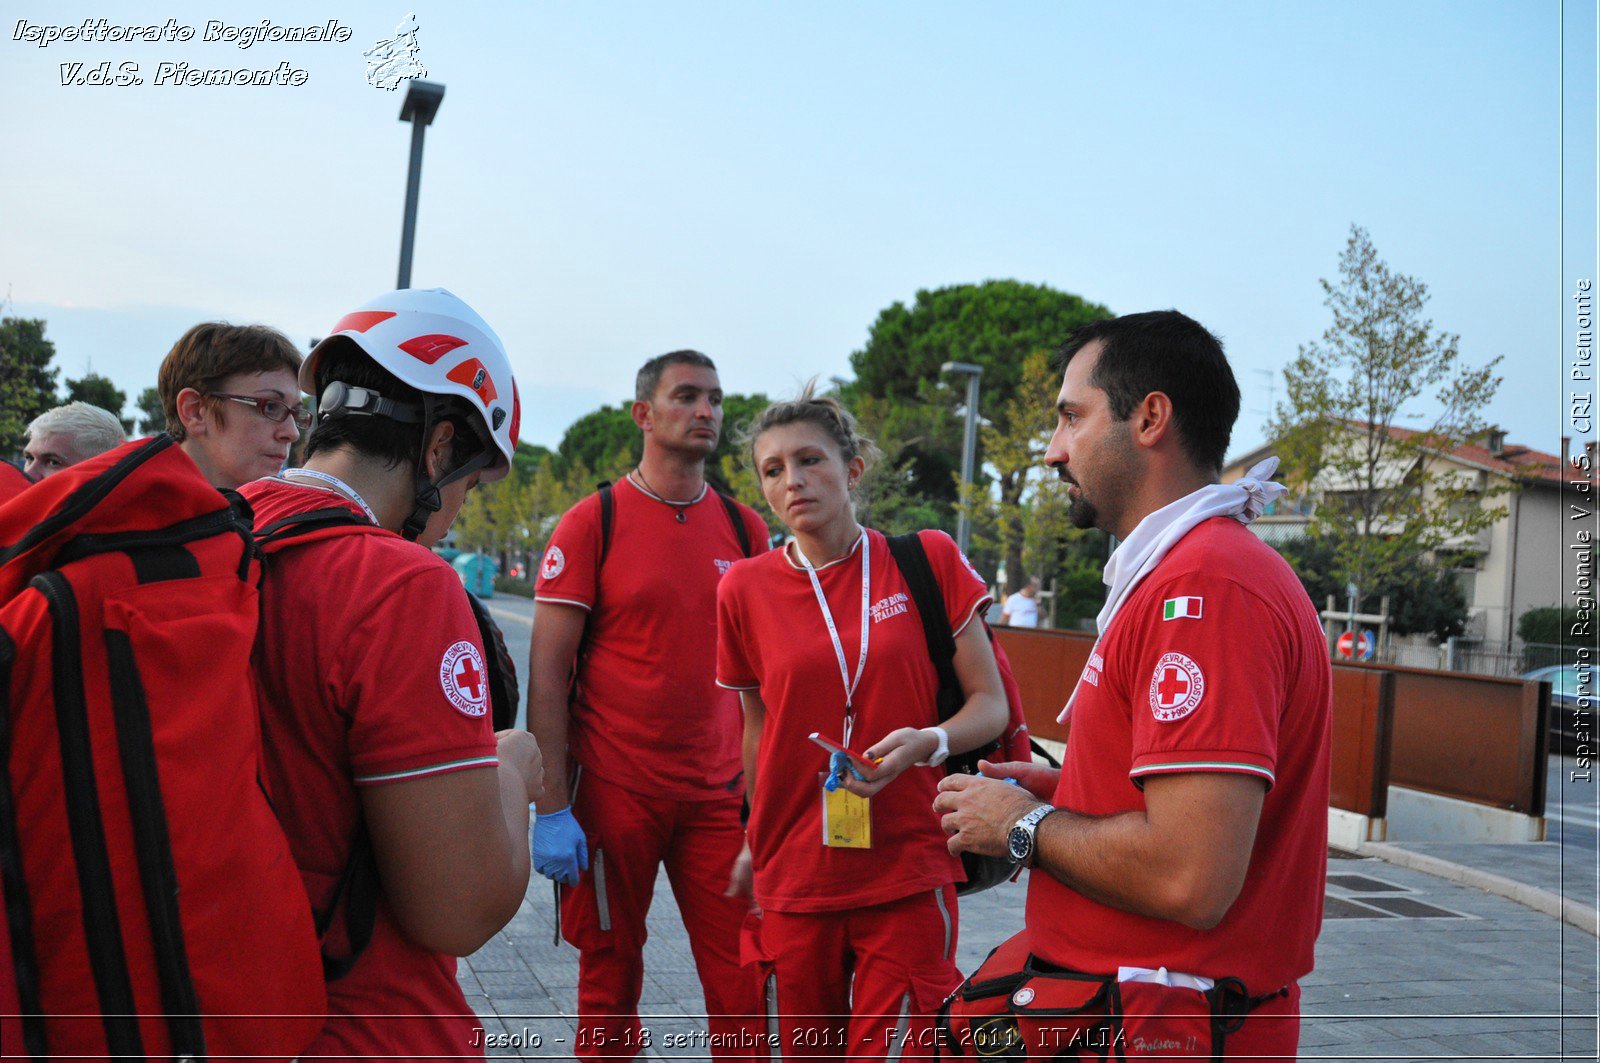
[820, 771, 872, 849]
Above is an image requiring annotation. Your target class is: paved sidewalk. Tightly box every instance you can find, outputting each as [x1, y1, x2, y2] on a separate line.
[1361, 840, 1599, 935]
[1370, 841, 1598, 901]
[461, 851, 1599, 1060]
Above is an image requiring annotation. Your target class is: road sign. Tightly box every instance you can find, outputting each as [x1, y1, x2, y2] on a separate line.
[1337, 629, 1376, 660]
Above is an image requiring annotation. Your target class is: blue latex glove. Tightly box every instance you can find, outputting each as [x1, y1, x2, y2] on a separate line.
[531, 806, 589, 886]
[824, 749, 869, 793]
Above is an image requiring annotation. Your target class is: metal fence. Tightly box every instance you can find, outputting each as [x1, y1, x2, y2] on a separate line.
[1443, 639, 1582, 678]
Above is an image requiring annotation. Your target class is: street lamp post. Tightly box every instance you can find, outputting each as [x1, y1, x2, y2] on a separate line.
[941, 361, 983, 554]
[396, 79, 445, 290]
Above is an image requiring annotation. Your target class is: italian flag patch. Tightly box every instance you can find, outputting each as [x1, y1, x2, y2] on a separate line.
[1163, 596, 1203, 621]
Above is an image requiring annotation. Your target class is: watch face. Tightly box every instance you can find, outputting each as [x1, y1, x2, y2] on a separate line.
[1007, 825, 1031, 864]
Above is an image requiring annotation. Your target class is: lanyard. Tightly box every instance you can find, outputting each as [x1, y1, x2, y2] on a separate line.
[281, 468, 379, 525]
[793, 530, 869, 746]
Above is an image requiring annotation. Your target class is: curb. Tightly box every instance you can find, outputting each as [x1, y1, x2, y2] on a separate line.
[1358, 841, 1600, 937]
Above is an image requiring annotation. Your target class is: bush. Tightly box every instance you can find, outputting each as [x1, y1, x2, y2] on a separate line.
[494, 576, 535, 598]
[1517, 605, 1582, 645]
[1051, 554, 1108, 629]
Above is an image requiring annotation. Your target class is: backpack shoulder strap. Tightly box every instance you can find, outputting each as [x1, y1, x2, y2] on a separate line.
[464, 589, 520, 732]
[254, 506, 378, 553]
[315, 822, 377, 982]
[885, 532, 962, 722]
[596, 481, 614, 570]
[250, 502, 383, 980]
[714, 489, 753, 557]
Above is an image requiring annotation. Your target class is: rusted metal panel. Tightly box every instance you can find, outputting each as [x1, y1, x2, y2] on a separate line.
[993, 627, 1095, 744]
[1335, 662, 1547, 815]
[995, 630, 1548, 817]
[1328, 666, 1393, 817]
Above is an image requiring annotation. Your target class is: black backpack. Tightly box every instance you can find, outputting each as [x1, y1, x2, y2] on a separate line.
[594, 480, 755, 567]
[883, 533, 1059, 896]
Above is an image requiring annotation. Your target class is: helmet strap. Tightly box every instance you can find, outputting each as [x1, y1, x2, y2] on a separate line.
[400, 394, 497, 543]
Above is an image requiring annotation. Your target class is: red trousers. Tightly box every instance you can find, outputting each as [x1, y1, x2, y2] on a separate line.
[749, 886, 963, 1061]
[564, 771, 761, 1061]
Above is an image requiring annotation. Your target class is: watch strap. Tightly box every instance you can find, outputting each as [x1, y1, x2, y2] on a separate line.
[1009, 803, 1055, 866]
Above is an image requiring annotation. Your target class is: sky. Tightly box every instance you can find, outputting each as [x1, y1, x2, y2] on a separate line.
[2, 1, 1594, 462]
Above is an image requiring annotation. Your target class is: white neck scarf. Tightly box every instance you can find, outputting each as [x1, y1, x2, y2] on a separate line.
[1058, 457, 1287, 723]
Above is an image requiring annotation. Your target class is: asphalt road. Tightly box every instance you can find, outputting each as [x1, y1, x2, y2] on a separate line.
[480, 592, 534, 731]
[1548, 753, 1600, 853]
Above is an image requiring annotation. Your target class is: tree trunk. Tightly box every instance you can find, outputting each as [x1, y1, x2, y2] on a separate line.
[999, 471, 1025, 593]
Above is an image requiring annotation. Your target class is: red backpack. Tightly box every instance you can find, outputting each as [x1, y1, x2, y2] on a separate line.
[0, 436, 325, 1060]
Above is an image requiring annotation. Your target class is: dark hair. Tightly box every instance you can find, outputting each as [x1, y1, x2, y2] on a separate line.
[158, 322, 302, 441]
[636, 349, 716, 403]
[303, 337, 482, 473]
[1056, 310, 1240, 473]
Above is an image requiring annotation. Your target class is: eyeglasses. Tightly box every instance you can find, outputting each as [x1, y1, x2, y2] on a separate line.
[210, 393, 313, 429]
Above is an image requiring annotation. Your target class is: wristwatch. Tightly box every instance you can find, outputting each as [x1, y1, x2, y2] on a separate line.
[915, 726, 950, 767]
[1007, 804, 1055, 866]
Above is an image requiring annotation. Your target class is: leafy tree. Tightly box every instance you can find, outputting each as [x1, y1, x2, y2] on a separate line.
[1051, 549, 1109, 630]
[556, 405, 638, 481]
[1387, 567, 1468, 642]
[974, 349, 1075, 591]
[134, 387, 166, 436]
[848, 280, 1111, 584]
[455, 450, 578, 577]
[849, 391, 963, 537]
[1280, 533, 1468, 642]
[1267, 226, 1506, 616]
[711, 392, 769, 500]
[0, 317, 60, 453]
[65, 372, 130, 432]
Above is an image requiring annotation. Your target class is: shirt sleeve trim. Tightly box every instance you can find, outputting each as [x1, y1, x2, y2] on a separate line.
[716, 679, 760, 691]
[952, 595, 995, 638]
[533, 595, 592, 611]
[356, 755, 499, 785]
[1128, 760, 1276, 784]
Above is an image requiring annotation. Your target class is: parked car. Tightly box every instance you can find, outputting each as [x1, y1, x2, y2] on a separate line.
[1524, 664, 1589, 755]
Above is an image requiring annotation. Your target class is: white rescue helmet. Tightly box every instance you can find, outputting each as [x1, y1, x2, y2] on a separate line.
[302, 288, 521, 482]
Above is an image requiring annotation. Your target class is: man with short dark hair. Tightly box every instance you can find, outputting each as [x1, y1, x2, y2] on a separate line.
[241, 288, 542, 1057]
[529, 350, 766, 1060]
[936, 310, 1330, 1059]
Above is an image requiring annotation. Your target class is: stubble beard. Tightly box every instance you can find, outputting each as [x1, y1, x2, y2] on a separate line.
[661, 427, 719, 467]
[1067, 495, 1099, 531]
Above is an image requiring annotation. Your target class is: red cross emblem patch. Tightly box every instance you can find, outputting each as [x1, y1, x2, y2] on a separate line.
[541, 545, 565, 580]
[439, 640, 489, 718]
[1148, 651, 1204, 722]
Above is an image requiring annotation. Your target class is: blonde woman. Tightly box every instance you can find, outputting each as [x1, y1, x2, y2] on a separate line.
[716, 386, 1006, 1060]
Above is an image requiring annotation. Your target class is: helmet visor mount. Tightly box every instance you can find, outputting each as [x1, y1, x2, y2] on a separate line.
[316, 381, 425, 425]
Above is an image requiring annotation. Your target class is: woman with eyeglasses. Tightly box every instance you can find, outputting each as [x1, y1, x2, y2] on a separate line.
[158, 322, 309, 489]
